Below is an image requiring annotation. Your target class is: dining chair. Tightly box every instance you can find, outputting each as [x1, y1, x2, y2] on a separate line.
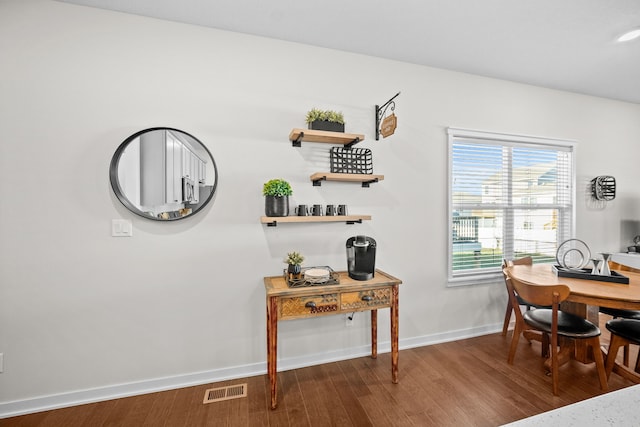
[599, 261, 640, 367]
[503, 274, 547, 363]
[502, 257, 550, 352]
[507, 275, 608, 395]
[501, 256, 534, 336]
[604, 318, 640, 383]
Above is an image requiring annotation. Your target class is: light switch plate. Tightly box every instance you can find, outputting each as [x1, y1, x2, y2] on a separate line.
[112, 219, 133, 237]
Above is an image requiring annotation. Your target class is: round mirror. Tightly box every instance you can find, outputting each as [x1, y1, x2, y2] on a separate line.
[110, 127, 218, 221]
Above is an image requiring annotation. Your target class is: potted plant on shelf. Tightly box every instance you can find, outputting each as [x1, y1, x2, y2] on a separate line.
[305, 108, 345, 132]
[284, 251, 305, 279]
[263, 178, 293, 217]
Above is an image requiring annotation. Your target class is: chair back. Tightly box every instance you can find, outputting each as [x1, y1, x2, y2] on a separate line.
[509, 277, 570, 308]
[504, 256, 533, 268]
[502, 256, 533, 280]
[610, 261, 640, 274]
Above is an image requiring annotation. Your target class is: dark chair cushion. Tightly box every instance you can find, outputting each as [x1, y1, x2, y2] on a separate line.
[523, 309, 601, 339]
[606, 319, 640, 345]
[599, 306, 640, 320]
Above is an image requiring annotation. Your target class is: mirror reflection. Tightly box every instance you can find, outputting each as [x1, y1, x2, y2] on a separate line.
[110, 128, 218, 221]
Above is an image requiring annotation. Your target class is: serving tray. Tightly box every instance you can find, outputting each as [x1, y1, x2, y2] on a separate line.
[285, 266, 340, 288]
[552, 265, 629, 284]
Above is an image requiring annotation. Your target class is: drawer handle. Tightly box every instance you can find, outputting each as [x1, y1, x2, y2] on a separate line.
[361, 295, 373, 302]
[305, 301, 317, 308]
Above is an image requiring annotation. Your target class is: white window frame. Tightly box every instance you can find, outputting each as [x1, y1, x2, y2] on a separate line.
[447, 127, 577, 286]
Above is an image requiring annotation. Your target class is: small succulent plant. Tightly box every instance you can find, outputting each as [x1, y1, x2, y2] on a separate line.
[284, 251, 304, 266]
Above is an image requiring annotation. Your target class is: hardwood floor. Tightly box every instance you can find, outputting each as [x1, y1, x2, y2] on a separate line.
[2, 327, 636, 427]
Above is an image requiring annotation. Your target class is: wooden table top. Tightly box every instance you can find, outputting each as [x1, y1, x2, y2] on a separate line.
[264, 269, 402, 297]
[506, 264, 640, 310]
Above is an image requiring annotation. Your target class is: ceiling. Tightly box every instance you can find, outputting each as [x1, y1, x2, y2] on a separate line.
[59, 0, 640, 104]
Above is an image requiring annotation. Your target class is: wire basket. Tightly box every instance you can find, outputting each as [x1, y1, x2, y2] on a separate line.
[330, 147, 373, 174]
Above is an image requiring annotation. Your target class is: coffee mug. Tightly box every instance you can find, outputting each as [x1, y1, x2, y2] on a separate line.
[311, 204, 324, 216]
[326, 204, 338, 216]
[337, 204, 348, 216]
[295, 204, 309, 216]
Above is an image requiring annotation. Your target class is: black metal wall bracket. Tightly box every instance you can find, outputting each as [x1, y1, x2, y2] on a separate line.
[346, 219, 363, 225]
[344, 137, 360, 148]
[266, 221, 278, 227]
[361, 178, 379, 188]
[291, 131, 304, 147]
[312, 176, 327, 186]
[375, 91, 400, 140]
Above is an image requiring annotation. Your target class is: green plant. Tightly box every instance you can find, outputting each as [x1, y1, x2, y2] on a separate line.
[305, 108, 345, 124]
[284, 251, 304, 266]
[262, 179, 293, 197]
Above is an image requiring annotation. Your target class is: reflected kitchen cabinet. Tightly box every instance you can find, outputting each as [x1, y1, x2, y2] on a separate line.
[111, 128, 218, 221]
[139, 129, 202, 206]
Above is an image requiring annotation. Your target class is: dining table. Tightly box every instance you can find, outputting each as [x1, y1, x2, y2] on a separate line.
[505, 263, 640, 375]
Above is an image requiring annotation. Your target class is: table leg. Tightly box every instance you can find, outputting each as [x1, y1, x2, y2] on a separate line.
[391, 284, 399, 384]
[544, 338, 574, 372]
[561, 301, 598, 363]
[371, 309, 378, 359]
[267, 296, 278, 409]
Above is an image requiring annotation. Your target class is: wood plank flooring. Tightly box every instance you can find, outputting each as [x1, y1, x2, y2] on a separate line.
[2, 325, 637, 427]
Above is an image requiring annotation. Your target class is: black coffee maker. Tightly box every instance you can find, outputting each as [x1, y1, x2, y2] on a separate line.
[346, 235, 377, 280]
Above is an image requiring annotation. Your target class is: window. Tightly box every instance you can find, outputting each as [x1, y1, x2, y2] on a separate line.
[447, 128, 575, 285]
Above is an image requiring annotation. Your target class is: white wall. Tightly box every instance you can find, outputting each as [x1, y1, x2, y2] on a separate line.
[2, 0, 640, 416]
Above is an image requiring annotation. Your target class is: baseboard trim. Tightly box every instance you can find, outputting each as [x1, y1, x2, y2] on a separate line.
[0, 323, 501, 418]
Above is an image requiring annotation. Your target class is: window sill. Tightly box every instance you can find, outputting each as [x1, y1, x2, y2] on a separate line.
[447, 272, 503, 287]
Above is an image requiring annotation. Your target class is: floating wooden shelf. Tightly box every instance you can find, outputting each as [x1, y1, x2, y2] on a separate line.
[260, 215, 371, 227]
[289, 128, 364, 147]
[310, 172, 384, 187]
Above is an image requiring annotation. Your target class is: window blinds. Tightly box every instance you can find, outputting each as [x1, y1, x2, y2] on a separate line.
[448, 129, 574, 282]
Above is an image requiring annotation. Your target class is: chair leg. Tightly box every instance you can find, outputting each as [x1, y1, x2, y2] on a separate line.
[605, 333, 627, 379]
[507, 321, 522, 364]
[502, 302, 512, 336]
[551, 336, 559, 396]
[635, 351, 640, 374]
[590, 337, 608, 391]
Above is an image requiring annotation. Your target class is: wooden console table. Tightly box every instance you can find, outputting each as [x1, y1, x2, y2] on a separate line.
[263, 269, 401, 409]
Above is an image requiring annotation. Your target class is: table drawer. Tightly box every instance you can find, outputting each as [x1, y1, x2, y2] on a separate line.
[341, 288, 391, 310]
[279, 293, 339, 319]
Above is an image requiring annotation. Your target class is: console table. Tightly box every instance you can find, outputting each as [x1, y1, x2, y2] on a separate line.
[263, 269, 402, 409]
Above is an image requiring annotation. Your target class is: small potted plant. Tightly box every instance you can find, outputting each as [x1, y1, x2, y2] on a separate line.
[263, 178, 293, 217]
[284, 251, 305, 278]
[305, 108, 345, 132]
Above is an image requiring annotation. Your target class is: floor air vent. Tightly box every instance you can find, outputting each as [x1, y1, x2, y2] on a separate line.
[203, 383, 247, 404]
